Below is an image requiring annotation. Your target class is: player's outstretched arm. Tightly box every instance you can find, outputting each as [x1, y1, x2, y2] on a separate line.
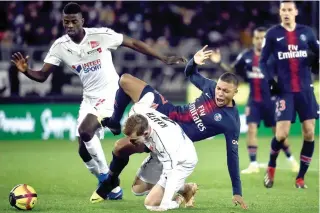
[184, 46, 215, 91]
[121, 35, 187, 65]
[225, 132, 247, 209]
[11, 52, 55, 83]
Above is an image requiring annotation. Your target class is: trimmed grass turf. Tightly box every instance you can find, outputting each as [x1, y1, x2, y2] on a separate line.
[0, 136, 318, 213]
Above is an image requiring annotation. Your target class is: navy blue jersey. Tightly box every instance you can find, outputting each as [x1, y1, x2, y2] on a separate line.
[260, 24, 319, 93]
[233, 48, 274, 102]
[169, 59, 242, 196]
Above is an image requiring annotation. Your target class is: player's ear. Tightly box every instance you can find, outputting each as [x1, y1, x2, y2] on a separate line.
[81, 18, 84, 26]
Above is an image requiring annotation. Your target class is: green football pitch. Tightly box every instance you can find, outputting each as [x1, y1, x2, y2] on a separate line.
[0, 136, 318, 213]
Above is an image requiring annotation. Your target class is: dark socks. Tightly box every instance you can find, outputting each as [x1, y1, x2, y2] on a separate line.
[268, 137, 284, 168]
[109, 152, 130, 178]
[248, 145, 257, 162]
[112, 87, 131, 123]
[297, 141, 314, 179]
[282, 144, 292, 158]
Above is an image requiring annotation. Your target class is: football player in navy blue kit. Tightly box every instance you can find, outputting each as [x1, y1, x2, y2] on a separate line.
[210, 27, 299, 174]
[92, 46, 247, 209]
[260, 1, 319, 188]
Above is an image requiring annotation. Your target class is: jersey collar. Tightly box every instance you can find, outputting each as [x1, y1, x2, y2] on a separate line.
[67, 28, 88, 46]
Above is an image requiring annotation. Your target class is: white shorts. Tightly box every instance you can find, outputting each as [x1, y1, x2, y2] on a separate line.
[137, 149, 197, 191]
[136, 153, 162, 185]
[157, 161, 196, 192]
[76, 86, 118, 139]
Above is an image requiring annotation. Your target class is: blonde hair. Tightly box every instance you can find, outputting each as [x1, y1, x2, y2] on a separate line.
[123, 114, 149, 136]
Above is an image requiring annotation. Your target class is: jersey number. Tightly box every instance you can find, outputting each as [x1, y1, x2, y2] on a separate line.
[276, 100, 286, 112]
[95, 99, 105, 107]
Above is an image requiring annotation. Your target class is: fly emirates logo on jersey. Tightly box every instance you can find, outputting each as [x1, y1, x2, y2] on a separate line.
[278, 45, 307, 60]
[72, 59, 102, 74]
[189, 103, 206, 132]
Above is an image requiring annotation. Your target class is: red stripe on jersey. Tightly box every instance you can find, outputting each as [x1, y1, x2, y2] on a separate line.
[286, 31, 300, 92]
[169, 98, 217, 123]
[169, 110, 193, 123]
[252, 54, 262, 102]
[202, 98, 217, 115]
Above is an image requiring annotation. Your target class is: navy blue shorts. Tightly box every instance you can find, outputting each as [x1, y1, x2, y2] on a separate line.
[139, 85, 176, 116]
[275, 90, 318, 123]
[246, 98, 276, 127]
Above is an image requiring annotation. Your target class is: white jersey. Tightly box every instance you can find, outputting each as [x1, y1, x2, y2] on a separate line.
[44, 27, 123, 98]
[129, 92, 196, 173]
[130, 92, 197, 210]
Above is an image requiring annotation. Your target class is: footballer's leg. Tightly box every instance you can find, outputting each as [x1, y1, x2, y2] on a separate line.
[242, 103, 260, 174]
[78, 114, 114, 186]
[294, 90, 317, 188]
[295, 119, 315, 188]
[271, 127, 299, 172]
[91, 138, 146, 202]
[78, 137, 100, 178]
[132, 153, 161, 196]
[264, 120, 291, 188]
[264, 94, 294, 188]
[132, 177, 154, 196]
[102, 74, 147, 135]
[145, 164, 198, 210]
[266, 98, 299, 172]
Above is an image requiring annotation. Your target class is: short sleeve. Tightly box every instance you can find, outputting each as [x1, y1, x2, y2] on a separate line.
[44, 41, 63, 66]
[101, 28, 124, 50]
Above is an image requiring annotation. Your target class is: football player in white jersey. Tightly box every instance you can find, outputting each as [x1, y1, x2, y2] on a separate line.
[91, 92, 198, 211]
[10, 2, 186, 199]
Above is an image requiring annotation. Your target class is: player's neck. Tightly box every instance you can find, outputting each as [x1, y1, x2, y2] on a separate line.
[281, 22, 297, 32]
[253, 48, 261, 56]
[70, 29, 86, 44]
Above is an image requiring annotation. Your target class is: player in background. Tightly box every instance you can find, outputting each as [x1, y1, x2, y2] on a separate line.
[260, 1, 319, 188]
[10, 2, 186, 199]
[209, 27, 299, 174]
[94, 47, 248, 209]
[92, 92, 198, 211]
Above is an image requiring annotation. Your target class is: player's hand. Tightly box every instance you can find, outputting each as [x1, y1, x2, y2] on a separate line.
[11, 52, 29, 72]
[210, 49, 222, 64]
[163, 56, 187, 65]
[268, 79, 280, 95]
[194, 45, 213, 65]
[232, 195, 248, 210]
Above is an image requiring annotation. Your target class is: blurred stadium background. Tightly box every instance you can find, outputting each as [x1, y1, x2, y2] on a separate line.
[0, 1, 319, 213]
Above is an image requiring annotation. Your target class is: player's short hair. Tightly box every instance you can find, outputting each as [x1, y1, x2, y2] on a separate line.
[254, 27, 267, 33]
[280, 0, 297, 8]
[219, 72, 239, 87]
[123, 114, 149, 136]
[63, 2, 82, 15]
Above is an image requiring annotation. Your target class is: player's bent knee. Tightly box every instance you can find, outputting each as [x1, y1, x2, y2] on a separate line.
[113, 139, 129, 155]
[131, 185, 150, 196]
[275, 132, 288, 141]
[119, 73, 133, 89]
[303, 129, 314, 141]
[78, 126, 94, 142]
